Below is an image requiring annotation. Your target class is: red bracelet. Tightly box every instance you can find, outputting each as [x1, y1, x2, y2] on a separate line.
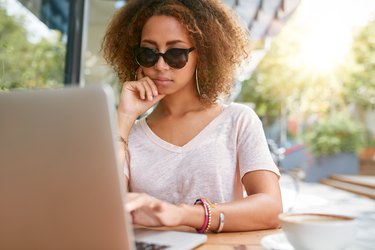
[194, 198, 213, 233]
[194, 198, 210, 233]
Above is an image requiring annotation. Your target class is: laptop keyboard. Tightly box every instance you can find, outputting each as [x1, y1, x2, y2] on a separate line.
[135, 241, 170, 250]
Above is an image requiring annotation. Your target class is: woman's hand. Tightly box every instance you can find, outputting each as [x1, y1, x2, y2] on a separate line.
[126, 193, 183, 227]
[117, 68, 165, 120]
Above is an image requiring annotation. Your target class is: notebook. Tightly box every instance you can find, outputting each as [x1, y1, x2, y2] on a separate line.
[0, 84, 207, 250]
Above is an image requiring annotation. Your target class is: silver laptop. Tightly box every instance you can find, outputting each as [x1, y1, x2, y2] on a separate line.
[0, 84, 207, 250]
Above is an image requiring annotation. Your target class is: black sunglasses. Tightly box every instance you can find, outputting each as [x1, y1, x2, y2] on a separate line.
[134, 47, 195, 69]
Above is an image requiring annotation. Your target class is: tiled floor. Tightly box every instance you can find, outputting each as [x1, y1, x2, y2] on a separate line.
[280, 174, 375, 250]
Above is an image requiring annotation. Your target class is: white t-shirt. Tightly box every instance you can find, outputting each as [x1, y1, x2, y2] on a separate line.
[124, 102, 280, 205]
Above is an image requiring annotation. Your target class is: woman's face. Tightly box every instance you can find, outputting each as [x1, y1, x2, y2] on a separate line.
[139, 15, 197, 95]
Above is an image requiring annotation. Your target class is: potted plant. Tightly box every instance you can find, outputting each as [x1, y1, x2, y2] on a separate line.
[359, 136, 375, 175]
[303, 113, 366, 182]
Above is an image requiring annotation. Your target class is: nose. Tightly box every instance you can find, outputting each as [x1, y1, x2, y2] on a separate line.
[154, 54, 170, 71]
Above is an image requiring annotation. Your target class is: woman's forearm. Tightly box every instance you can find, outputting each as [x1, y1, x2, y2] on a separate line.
[117, 112, 137, 166]
[180, 194, 282, 232]
[117, 112, 137, 138]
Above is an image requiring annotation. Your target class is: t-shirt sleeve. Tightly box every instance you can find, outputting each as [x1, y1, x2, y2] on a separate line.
[237, 108, 280, 180]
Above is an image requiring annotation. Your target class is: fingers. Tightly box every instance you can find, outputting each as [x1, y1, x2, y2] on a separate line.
[130, 76, 161, 102]
[140, 80, 154, 101]
[129, 82, 146, 100]
[143, 77, 159, 97]
[125, 193, 162, 213]
[136, 68, 158, 96]
[125, 193, 150, 212]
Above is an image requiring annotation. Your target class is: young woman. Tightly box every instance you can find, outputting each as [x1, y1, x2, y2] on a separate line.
[102, 0, 282, 233]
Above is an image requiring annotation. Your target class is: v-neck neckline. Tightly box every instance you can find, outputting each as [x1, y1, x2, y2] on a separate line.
[140, 104, 229, 153]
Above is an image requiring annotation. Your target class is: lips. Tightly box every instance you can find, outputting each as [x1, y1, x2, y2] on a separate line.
[154, 77, 171, 81]
[153, 77, 172, 86]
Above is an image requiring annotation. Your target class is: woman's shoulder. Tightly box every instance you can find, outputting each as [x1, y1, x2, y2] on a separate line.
[224, 102, 259, 118]
[221, 102, 263, 132]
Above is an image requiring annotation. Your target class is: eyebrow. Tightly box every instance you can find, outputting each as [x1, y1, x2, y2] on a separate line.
[141, 39, 189, 46]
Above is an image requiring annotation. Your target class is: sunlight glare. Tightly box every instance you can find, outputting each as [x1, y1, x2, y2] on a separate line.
[296, 0, 355, 74]
[294, 0, 375, 74]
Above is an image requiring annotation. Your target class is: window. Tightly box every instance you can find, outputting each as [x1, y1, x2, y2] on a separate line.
[0, 0, 85, 91]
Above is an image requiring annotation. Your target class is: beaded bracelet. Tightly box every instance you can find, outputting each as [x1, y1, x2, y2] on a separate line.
[203, 200, 212, 233]
[194, 198, 211, 233]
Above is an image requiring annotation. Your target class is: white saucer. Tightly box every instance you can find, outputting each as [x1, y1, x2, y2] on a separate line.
[261, 233, 294, 250]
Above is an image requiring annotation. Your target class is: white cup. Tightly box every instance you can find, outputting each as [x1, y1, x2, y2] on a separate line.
[279, 213, 357, 250]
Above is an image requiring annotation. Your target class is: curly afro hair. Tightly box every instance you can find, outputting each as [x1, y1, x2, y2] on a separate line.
[102, 0, 251, 104]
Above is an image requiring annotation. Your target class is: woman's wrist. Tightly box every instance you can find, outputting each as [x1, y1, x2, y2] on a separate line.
[117, 111, 137, 138]
[178, 202, 222, 232]
[178, 204, 206, 230]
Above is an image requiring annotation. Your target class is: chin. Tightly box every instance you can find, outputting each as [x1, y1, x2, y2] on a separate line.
[156, 86, 172, 96]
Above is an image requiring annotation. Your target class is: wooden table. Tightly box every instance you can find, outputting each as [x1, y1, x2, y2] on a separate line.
[156, 226, 282, 250]
[195, 228, 281, 250]
[149, 225, 281, 249]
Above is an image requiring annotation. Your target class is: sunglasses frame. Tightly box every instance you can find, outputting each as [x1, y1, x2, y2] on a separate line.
[134, 46, 195, 69]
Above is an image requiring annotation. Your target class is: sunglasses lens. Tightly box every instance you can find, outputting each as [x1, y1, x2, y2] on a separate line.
[135, 47, 193, 69]
[136, 48, 158, 67]
[164, 49, 189, 69]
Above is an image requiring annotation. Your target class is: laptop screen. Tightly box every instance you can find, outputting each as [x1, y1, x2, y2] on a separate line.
[0, 85, 134, 250]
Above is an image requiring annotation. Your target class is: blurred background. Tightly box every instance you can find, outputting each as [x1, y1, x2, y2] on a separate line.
[1, 0, 374, 192]
[2, 1, 375, 248]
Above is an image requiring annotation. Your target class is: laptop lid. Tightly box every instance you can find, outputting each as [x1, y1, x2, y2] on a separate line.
[0, 84, 208, 250]
[0, 84, 135, 250]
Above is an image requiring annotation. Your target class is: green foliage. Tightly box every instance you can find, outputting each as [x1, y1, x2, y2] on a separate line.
[364, 130, 375, 148]
[239, 72, 282, 119]
[343, 20, 375, 108]
[0, 7, 65, 90]
[304, 113, 366, 156]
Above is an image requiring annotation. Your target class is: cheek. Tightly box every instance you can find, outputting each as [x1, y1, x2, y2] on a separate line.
[181, 53, 197, 76]
[183, 66, 196, 81]
[141, 67, 153, 78]
[189, 53, 198, 69]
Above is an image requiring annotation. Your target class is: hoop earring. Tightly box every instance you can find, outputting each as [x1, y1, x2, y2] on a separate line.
[195, 68, 201, 96]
